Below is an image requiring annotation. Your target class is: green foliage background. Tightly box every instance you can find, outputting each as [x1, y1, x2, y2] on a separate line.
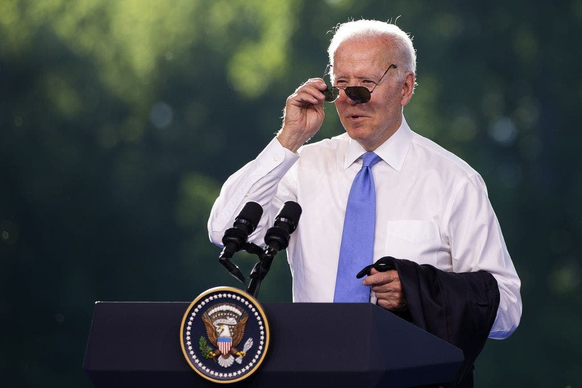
[1, 0, 580, 386]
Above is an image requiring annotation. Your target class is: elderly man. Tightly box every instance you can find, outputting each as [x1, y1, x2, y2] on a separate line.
[208, 19, 521, 386]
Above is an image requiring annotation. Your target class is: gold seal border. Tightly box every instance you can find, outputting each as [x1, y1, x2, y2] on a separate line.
[180, 286, 271, 384]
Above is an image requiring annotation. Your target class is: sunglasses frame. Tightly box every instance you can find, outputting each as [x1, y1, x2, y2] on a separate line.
[323, 63, 398, 103]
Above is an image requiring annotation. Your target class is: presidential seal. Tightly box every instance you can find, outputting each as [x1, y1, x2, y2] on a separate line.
[180, 286, 270, 383]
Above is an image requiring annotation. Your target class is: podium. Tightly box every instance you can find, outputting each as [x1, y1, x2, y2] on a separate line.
[83, 302, 463, 387]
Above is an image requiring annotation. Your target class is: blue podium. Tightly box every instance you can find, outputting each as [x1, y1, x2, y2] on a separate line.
[83, 302, 463, 387]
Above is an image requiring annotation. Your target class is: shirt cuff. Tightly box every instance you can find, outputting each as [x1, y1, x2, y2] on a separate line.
[252, 137, 299, 178]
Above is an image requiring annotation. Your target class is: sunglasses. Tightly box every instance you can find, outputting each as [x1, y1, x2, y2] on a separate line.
[322, 64, 398, 104]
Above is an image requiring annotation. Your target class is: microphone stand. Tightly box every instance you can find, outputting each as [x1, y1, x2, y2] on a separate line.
[216, 237, 285, 298]
[246, 246, 277, 298]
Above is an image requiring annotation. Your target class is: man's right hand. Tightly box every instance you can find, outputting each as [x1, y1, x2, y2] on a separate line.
[277, 78, 328, 153]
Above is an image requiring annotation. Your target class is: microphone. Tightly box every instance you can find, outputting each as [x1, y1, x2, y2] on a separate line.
[219, 202, 263, 283]
[247, 201, 302, 297]
[264, 201, 303, 253]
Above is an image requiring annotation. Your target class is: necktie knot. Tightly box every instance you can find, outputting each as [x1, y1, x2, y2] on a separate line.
[362, 152, 381, 168]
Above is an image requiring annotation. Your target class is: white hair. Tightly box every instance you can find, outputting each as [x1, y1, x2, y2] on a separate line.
[327, 19, 417, 76]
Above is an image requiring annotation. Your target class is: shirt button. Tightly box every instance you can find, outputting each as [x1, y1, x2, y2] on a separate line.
[273, 154, 279, 162]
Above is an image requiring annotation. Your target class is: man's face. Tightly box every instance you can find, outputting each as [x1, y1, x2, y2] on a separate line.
[332, 37, 414, 151]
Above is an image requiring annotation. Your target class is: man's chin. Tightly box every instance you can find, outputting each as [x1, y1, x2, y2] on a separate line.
[345, 127, 369, 142]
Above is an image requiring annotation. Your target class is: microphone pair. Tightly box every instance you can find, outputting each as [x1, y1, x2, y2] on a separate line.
[218, 201, 302, 287]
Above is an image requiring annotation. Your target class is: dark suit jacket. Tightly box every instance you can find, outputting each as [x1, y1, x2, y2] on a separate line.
[358, 257, 500, 387]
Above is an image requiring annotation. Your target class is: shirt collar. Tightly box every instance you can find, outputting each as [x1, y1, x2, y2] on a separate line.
[344, 115, 413, 171]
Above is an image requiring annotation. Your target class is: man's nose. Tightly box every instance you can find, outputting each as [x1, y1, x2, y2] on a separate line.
[337, 89, 359, 105]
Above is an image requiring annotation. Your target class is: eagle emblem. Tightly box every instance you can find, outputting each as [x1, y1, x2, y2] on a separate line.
[200, 303, 253, 368]
[180, 287, 269, 383]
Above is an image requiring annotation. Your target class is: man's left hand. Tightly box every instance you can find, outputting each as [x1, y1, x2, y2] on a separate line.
[362, 268, 407, 311]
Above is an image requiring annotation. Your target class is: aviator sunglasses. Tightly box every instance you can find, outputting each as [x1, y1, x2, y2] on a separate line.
[322, 63, 398, 104]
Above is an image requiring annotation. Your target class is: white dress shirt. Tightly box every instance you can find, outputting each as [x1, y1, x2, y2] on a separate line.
[208, 116, 522, 339]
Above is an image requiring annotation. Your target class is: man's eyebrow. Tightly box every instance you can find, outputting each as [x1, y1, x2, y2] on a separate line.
[334, 72, 380, 80]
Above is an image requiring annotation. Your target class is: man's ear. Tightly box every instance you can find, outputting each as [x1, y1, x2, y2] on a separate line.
[400, 72, 416, 106]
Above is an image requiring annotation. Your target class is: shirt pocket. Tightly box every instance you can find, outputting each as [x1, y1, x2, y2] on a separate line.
[383, 220, 440, 266]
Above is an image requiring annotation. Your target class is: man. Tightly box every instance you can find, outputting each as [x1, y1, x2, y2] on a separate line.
[208, 19, 521, 386]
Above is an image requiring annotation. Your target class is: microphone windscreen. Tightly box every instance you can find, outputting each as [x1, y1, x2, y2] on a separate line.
[277, 201, 302, 230]
[237, 201, 264, 228]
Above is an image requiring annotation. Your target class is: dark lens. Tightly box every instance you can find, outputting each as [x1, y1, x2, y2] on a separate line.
[345, 87, 371, 103]
[323, 87, 339, 102]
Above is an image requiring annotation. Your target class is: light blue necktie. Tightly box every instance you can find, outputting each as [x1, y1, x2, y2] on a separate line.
[334, 152, 381, 302]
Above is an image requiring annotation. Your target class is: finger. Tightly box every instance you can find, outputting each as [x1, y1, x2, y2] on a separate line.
[375, 293, 406, 311]
[362, 269, 398, 286]
[290, 79, 328, 104]
[371, 282, 402, 293]
[375, 292, 401, 304]
[293, 91, 325, 107]
[292, 79, 327, 96]
[372, 277, 402, 294]
[288, 91, 322, 107]
[376, 297, 401, 311]
[300, 78, 328, 91]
